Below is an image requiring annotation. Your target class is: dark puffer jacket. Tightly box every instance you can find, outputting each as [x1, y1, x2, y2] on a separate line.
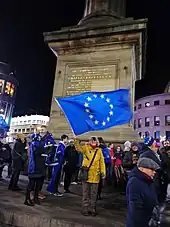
[126, 167, 157, 227]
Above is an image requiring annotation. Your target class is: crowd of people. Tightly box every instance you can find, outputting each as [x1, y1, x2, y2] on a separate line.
[0, 128, 170, 226]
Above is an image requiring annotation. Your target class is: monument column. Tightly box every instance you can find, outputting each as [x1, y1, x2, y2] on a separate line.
[80, 0, 126, 25]
[44, 0, 147, 142]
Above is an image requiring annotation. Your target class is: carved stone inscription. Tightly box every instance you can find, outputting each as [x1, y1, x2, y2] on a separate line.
[65, 65, 117, 96]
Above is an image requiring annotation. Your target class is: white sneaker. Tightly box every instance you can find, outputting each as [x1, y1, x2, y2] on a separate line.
[71, 182, 77, 185]
[53, 192, 63, 197]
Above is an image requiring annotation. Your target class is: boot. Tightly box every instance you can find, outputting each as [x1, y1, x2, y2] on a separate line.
[24, 191, 34, 206]
[82, 207, 89, 216]
[34, 194, 41, 205]
[91, 208, 97, 217]
[34, 197, 40, 205]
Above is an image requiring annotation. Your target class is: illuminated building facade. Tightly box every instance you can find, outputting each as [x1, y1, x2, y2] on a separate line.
[134, 82, 170, 141]
[9, 115, 49, 135]
[0, 62, 18, 127]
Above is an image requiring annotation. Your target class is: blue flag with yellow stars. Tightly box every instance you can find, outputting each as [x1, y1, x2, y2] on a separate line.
[56, 89, 132, 135]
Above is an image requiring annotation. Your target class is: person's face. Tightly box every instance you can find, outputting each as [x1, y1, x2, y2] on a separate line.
[89, 139, 97, 147]
[140, 167, 156, 179]
[132, 145, 138, 152]
[70, 141, 74, 147]
[155, 146, 159, 152]
[116, 146, 121, 152]
[63, 137, 68, 144]
[21, 137, 25, 143]
[163, 141, 170, 147]
[109, 144, 114, 149]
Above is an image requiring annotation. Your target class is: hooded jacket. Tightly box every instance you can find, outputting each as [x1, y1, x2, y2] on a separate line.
[126, 167, 157, 227]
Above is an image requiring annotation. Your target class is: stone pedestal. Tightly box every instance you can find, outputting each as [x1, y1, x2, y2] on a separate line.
[44, 17, 147, 142]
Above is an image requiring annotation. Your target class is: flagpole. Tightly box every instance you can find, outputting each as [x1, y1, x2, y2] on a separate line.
[55, 98, 76, 137]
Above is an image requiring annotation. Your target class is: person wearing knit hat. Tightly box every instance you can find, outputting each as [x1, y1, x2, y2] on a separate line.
[141, 136, 160, 166]
[126, 157, 158, 227]
[144, 136, 155, 147]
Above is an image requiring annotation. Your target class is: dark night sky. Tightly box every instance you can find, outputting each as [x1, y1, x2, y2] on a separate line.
[0, 0, 169, 117]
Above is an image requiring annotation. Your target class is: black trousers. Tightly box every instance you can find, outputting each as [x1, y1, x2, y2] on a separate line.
[8, 163, 12, 177]
[47, 166, 53, 181]
[26, 177, 44, 200]
[9, 170, 20, 189]
[64, 166, 74, 191]
[54, 167, 62, 192]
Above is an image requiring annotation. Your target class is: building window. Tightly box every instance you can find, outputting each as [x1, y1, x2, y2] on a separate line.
[0, 80, 4, 94]
[26, 128, 30, 132]
[154, 100, 160, 106]
[145, 102, 150, 107]
[154, 116, 160, 126]
[134, 120, 136, 130]
[165, 100, 170, 105]
[22, 129, 26, 133]
[14, 129, 17, 133]
[145, 117, 150, 127]
[138, 118, 142, 128]
[28, 120, 31, 124]
[138, 104, 142, 109]
[166, 131, 170, 140]
[5, 82, 15, 97]
[154, 131, 160, 139]
[165, 115, 170, 126]
[18, 129, 21, 132]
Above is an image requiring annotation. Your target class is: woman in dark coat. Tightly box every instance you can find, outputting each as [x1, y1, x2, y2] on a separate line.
[126, 157, 159, 227]
[24, 133, 46, 206]
[8, 134, 27, 191]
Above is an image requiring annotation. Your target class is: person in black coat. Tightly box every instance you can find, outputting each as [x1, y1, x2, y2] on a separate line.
[126, 157, 159, 227]
[24, 133, 46, 206]
[63, 140, 79, 193]
[123, 142, 140, 173]
[8, 134, 27, 191]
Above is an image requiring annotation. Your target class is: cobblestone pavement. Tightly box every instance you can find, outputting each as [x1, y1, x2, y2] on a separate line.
[0, 168, 126, 227]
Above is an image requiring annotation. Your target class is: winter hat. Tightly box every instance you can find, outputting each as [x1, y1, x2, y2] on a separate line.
[131, 142, 138, 147]
[137, 157, 160, 170]
[124, 141, 131, 148]
[144, 136, 155, 147]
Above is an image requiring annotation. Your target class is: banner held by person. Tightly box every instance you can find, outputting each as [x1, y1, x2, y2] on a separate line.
[56, 89, 132, 135]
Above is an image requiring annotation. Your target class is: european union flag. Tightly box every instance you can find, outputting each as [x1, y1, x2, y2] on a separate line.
[56, 89, 133, 135]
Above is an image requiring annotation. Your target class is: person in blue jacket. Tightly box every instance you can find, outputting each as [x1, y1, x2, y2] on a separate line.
[126, 157, 159, 227]
[24, 133, 47, 206]
[97, 137, 111, 199]
[47, 134, 68, 197]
